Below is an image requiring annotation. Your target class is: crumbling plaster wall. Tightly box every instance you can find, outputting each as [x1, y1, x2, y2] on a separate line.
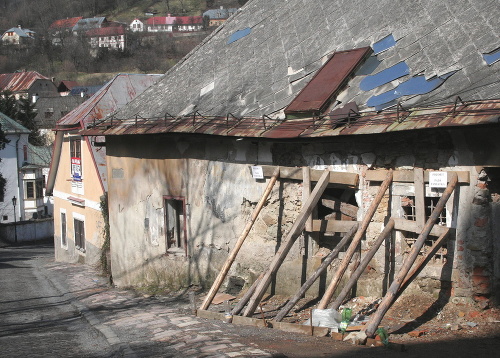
[106, 127, 499, 302]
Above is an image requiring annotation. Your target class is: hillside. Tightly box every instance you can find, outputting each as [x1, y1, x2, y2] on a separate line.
[0, 0, 244, 85]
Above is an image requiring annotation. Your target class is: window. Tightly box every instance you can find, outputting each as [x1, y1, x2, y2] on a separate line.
[23, 145, 28, 161]
[74, 218, 85, 251]
[24, 179, 44, 199]
[61, 212, 67, 246]
[164, 196, 187, 253]
[70, 137, 82, 178]
[26, 181, 35, 199]
[401, 195, 448, 264]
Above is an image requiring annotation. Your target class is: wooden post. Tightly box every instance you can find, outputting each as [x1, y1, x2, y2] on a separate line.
[317, 170, 393, 309]
[364, 173, 458, 338]
[200, 167, 280, 310]
[242, 170, 331, 317]
[231, 273, 263, 315]
[274, 223, 358, 322]
[330, 219, 395, 310]
[414, 168, 425, 232]
[397, 228, 451, 299]
[303, 167, 313, 232]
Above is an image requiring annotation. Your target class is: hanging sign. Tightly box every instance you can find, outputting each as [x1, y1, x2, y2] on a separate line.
[71, 157, 82, 181]
[251, 166, 264, 179]
[429, 171, 447, 188]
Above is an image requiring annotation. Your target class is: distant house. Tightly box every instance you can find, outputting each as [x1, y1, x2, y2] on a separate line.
[130, 18, 144, 32]
[174, 16, 203, 32]
[145, 15, 203, 32]
[87, 26, 126, 52]
[1, 26, 35, 46]
[0, 113, 51, 222]
[203, 7, 238, 27]
[69, 85, 103, 98]
[145, 15, 176, 32]
[46, 74, 161, 266]
[72, 17, 107, 34]
[57, 80, 79, 96]
[0, 71, 58, 100]
[49, 17, 83, 45]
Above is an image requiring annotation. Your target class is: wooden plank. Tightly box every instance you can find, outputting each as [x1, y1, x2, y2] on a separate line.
[317, 170, 393, 309]
[414, 168, 426, 232]
[242, 170, 331, 317]
[311, 220, 359, 233]
[363, 173, 458, 338]
[321, 197, 358, 218]
[200, 167, 280, 310]
[365, 169, 469, 184]
[330, 219, 395, 310]
[303, 167, 313, 232]
[274, 223, 358, 322]
[260, 165, 358, 187]
[393, 218, 449, 237]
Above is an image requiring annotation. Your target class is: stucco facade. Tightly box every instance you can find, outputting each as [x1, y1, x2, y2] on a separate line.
[53, 134, 105, 265]
[105, 127, 500, 303]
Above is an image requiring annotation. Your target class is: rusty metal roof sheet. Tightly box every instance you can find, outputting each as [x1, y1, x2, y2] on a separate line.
[81, 99, 500, 139]
[285, 47, 371, 114]
[57, 73, 162, 128]
[0, 71, 49, 94]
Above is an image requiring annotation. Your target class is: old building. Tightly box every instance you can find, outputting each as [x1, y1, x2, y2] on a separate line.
[47, 74, 161, 266]
[83, 0, 500, 312]
[0, 71, 58, 100]
[87, 26, 126, 52]
[203, 7, 238, 27]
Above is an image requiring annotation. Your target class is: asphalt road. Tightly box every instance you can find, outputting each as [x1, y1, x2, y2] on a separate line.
[0, 242, 114, 358]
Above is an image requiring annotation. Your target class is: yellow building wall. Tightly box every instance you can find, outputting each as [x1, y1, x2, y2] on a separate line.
[53, 133, 105, 266]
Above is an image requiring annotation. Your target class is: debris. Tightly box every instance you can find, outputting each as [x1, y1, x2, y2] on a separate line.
[210, 293, 236, 305]
[408, 330, 425, 337]
[466, 321, 478, 327]
[304, 308, 341, 330]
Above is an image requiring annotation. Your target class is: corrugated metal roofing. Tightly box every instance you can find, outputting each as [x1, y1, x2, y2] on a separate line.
[0, 71, 48, 93]
[57, 73, 162, 128]
[82, 99, 500, 139]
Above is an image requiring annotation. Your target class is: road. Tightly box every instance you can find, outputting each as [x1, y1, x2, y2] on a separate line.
[1, 241, 499, 358]
[0, 242, 113, 357]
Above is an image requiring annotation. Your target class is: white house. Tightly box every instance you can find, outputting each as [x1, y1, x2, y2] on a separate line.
[129, 18, 144, 32]
[0, 112, 30, 223]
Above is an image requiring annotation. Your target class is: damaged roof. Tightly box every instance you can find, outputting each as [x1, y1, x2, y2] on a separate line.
[93, 0, 500, 138]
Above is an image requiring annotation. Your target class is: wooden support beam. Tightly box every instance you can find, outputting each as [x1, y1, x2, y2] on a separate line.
[242, 170, 331, 317]
[231, 273, 263, 315]
[259, 165, 358, 187]
[200, 167, 280, 311]
[393, 218, 449, 237]
[363, 173, 458, 338]
[365, 169, 469, 184]
[330, 219, 395, 310]
[317, 170, 393, 309]
[397, 228, 451, 300]
[303, 167, 313, 232]
[274, 223, 359, 322]
[311, 220, 359, 233]
[414, 168, 426, 232]
[321, 197, 358, 218]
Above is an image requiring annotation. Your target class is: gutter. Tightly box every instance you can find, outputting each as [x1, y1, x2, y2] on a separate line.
[46, 130, 64, 196]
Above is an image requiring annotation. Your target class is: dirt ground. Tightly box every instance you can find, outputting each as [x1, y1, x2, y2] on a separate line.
[196, 290, 500, 357]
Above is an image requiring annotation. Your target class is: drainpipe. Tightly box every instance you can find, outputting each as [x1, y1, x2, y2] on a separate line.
[15, 135, 23, 221]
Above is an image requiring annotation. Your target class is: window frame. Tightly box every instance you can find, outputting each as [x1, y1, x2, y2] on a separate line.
[163, 195, 188, 255]
[74, 216, 85, 252]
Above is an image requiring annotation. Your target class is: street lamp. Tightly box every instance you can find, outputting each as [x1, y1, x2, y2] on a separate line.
[12, 196, 17, 243]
